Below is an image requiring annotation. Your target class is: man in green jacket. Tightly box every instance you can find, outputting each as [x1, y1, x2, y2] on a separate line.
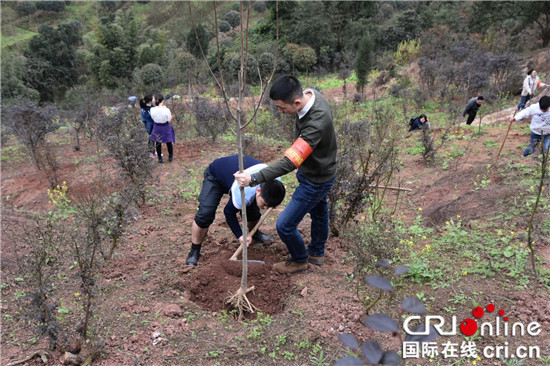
[234, 76, 337, 273]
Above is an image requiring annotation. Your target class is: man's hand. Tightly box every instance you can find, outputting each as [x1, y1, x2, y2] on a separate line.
[239, 235, 253, 247]
[234, 171, 252, 187]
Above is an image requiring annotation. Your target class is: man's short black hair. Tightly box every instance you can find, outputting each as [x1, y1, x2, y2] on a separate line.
[477, 95, 484, 101]
[269, 76, 302, 104]
[260, 180, 285, 208]
[539, 96, 550, 111]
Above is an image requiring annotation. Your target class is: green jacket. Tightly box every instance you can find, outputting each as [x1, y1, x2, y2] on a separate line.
[256, 89, 337, 184]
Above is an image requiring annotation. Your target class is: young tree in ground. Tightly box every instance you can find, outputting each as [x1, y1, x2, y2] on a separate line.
[62, 85, 102, 151]
[327, 108, 400, 236]
[94, 108, 156, 206]
[2, 99, 60, 187]
[174, 51, 197, 95]
[7, 210, 67, 350]
[190, 95, 228, 142]
[188, 1, 278, 319]
[186, 23, 210, 58]
[293, 46, 316, 75]
[355, 34, 375, 94]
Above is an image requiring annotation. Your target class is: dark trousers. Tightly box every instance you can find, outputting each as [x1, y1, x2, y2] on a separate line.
[517, 95, 531, 111]
[156, 142, 173, 158]
[194, 167, 260, 229]
[276, 171, 334, 263]
[466, 113, 476, 125]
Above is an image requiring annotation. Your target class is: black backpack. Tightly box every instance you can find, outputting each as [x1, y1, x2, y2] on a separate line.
[409, 115, 418, 127]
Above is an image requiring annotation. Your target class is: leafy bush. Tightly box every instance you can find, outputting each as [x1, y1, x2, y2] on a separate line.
[1, 55, 40, 102]
[224, 10, 240, 28]
[15, 1, 36, 16]
[328, 115, 399, 236]
[94, 108, 156, 206]
[222, 52, 259, 84]
[186, 23, 210, 58]
[293, 46, 316, 74]
[35, 1, 66, 12]
[258, 52, 275, 79]
[190, 95, 228, 142]
[7, 210, 67, 350]
[140, 63, 163, 91]
[252, 1, 267, 13]
[61, 84, 103, 150]
[2, 99, 60, 188]
[218, 20, 231, 33]
[393, 39, 421, 65]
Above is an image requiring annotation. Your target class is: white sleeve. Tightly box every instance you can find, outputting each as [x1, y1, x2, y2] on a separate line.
[515, 105, 535, 121]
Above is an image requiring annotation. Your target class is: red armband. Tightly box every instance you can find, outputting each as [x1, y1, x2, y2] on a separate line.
[284, 137, 313, 168]
[537, 81, 543, 87]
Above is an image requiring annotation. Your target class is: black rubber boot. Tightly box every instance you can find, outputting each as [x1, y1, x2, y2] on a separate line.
[185, 245, 201, 266]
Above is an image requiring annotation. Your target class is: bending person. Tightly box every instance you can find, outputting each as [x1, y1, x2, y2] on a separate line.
[185, 155, 286, 266]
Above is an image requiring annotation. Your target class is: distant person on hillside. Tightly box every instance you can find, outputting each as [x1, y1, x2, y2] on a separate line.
[517, 69, 547, 111]
[185, 155, 285, 266]
[139, 93, 157, 158]
[512, 96, 550, 157]
[462, 96, 484, 125]
[408, 114, 430, 132]
[150, 94, 175, 163]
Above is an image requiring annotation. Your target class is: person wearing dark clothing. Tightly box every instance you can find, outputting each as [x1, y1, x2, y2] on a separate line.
[139, 94, 157, 157]
[462, 96, 484, 125]
[150, 94, 176, 163]
[185, 155, 286, 266]
[234, 76, 338, 274]
[409, 114, 430, 132]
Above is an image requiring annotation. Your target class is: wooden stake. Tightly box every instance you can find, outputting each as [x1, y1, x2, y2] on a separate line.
[230, 207, 273, 261]
[368, 185, 412, 192]
[495, 111, 517, 165]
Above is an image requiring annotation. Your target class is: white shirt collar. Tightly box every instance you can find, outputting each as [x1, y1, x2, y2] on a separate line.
[298, 89, 315, 119]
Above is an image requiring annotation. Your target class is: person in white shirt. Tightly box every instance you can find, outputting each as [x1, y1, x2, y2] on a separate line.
[517, 69, 547, 111]
[150, 94, 176, 163]
[512, 96, 550, 156]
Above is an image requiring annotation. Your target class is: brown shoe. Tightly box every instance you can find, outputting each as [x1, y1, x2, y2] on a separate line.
[308, 255, 324, 266]
[273, 260, 308, 274]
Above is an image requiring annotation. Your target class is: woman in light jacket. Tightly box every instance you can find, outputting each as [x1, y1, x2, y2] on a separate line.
[518, 69, 547, 111]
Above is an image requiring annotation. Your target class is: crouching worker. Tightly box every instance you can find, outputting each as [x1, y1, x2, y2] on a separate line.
[185, 155, 286, 266]
[409, 114, 430, 132]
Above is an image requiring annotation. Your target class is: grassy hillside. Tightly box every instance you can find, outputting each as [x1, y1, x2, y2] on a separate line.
[1, 1, 239, 54]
